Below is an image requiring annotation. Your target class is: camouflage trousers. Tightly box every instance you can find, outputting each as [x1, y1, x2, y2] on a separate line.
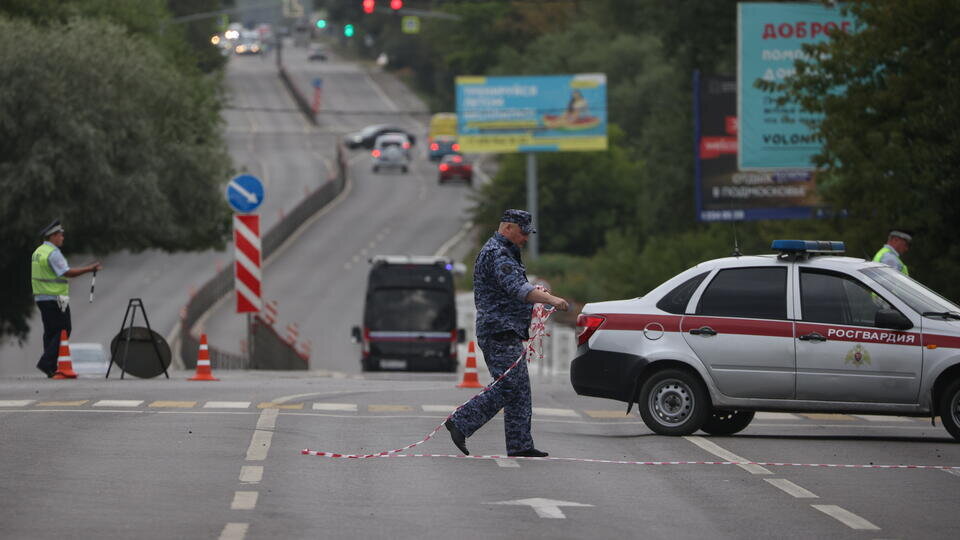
[450, 332, 533, 454]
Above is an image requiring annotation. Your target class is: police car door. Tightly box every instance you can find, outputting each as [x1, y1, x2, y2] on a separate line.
[794, 267, 922, 403]
[681, 264, 796, 399]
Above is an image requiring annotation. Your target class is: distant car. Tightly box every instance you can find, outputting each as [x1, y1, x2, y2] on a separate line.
[428, 136, 460, 161]
[70, 343, 109, 377]
[345, 125, 416, 150]
[371, 133, 411, 174]
[234, 38, 262, 55]
[437, 154, 472, 185]
[308, 46, 327, 61]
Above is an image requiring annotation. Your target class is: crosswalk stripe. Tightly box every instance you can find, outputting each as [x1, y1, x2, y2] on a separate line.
[584, 410, 630, 418]
[312, 403, 358, 412]
[421, 405, 456, 413]
[853, 414, 912, 422]
[800, 413, 856, 421]
[205, 401, 252, 409]
[755, 412, 801, 420]
[93, 400, 143, 407]
[0, 400, 34, 407]
[533, 407, 579, 417]
[38, 400, 88, 406]
[368, 404, 413, 412]
[149, 401, 197, 408]
[257, 402, 304, 409]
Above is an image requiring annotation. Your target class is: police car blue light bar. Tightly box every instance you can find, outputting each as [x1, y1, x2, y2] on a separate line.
[771, 239, 846, 254]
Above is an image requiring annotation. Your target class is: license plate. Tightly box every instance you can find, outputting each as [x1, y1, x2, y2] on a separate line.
[379, 359, 408, 370]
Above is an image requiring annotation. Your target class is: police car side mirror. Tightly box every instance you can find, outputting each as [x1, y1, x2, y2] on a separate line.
[875, 309, 913, 331]
[457, 328, 466, 343]
[351, 326, 361, 343]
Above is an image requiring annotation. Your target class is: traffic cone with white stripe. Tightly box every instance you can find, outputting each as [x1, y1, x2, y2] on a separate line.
[51, 330, 78, 379]
[456, 340, 483, 388]
[189, 334, 219, 381]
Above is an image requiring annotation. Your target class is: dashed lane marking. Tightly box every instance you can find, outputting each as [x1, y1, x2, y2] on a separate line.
[800, 413, 856, 421]
[246, 408, 278, 461]
[149, 401, 197, 408]
[313, 403, 358, 412]
[0, 400, 34, 407]
[206, 401, 252, 409]
[422, 405, 456, 413]
[495, 458, 520, 468]
[854, 414, 912, 422]
[764, 478, 819, 498]
[38, 400, 88, 407]
[684, 435, 772, 475]
[811, 504, 880, 530]
[93, 400, 143, 407]
[584, 410, 631, 418]
[533, 407, 579, 417]
[239, 466, 263, 484]
[219, 522, 249, 540]
[230, 491, 259, 510]
[369, 405, 413, 412]
[256, 402, 303, 409]
[755, 412, 801, 420]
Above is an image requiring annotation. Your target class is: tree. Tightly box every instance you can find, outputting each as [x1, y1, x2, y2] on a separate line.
[0, 17, 232, 341]
[767, 0, 960, 297]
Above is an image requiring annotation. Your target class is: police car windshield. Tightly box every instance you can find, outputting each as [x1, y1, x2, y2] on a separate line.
[860, 266, 960, 316]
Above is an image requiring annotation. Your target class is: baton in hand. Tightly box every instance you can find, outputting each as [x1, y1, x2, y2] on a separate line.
[89, 270, 97, 303]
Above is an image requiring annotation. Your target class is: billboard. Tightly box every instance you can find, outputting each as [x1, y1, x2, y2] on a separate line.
[695, 72, 825, 222]
[738, 2, 856, 170]
[455, 74, 607, 153]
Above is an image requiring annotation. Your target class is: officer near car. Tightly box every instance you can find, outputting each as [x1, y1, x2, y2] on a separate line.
[873, 229, 912, 275]
[445, 209, 569, 457]
[31, 220, 102, 377]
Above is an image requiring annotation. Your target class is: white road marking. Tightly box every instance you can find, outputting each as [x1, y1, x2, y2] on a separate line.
[239, 466, 263, 484]
[944, 468, 960, 477]
[811, 504, 880, 530]
[755, 412, 801, 420]
[488, 498, 593, 519]
[532, 407, 579, 417]
[683, 435, 772, 475]
[93, 400, 143, 407]
[313, 403, 358, 411]
[231, 491, 259, 510]
[853, 414, 911, 422]
[421, 405, 456, 413]
[205, 401, 251, 409]
[0, 400, 33, 407]
[246, 408, 278, 461]
[495, 458, 520, 468]
[764, 478, 819, 498]
[219, 522, 249, 540]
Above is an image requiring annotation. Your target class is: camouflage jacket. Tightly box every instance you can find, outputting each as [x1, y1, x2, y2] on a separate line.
[474, 232, 535, 339]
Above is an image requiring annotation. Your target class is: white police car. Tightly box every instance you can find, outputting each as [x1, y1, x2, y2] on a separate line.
[572, 240, 960, 441]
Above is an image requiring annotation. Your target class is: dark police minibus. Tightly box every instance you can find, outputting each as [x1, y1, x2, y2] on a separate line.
[351, 256, 465, 371]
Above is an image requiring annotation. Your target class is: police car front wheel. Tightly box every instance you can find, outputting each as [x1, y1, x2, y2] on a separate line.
[939, 378, 960, 441]
[638, 369, 710, 436]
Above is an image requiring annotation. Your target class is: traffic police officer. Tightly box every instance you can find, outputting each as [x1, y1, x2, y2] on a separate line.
[445, 209, 568, 457]
[873, 229, 911, 275]
[31, 220, 102, 377]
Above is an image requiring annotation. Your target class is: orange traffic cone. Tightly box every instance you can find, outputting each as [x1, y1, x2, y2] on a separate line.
[52, 329, 78, 379]
[189, 334, 219, 381]
[456, 340, 483, 388]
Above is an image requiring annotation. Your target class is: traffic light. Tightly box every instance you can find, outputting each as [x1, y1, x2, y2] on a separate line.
[315, 19, 327, 29]
[344, 24, 355, 37]
[362, 0, 375, 14]
[390, 0, 403, 9]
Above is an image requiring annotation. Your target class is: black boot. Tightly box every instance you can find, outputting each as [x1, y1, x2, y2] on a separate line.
[507, 448, 549, 458]
[444, 420, 469, 455]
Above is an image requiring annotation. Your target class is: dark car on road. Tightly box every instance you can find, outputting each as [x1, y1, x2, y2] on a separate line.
[345, 124, 417, 150]
[437, 154, 473, 185]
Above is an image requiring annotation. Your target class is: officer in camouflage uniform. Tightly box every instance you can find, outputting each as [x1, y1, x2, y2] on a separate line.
[445, 209, 568, 457]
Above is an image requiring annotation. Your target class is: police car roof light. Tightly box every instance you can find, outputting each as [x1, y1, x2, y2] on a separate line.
[771, 239, 846, 254]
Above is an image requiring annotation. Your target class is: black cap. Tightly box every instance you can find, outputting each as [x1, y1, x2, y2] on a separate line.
[501, 209, 536, 234]
[39, 219, 63, 238]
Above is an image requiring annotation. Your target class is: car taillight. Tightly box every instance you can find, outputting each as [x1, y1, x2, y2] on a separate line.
[439, 164, 449, 171]
[372, 149, 381, 157]
[452, 155, 462, 163]
[576, 314, 606, 346]
[402, 142, 410, 149]
[452, 143, 460, 151]
[430, 143, 439, 151]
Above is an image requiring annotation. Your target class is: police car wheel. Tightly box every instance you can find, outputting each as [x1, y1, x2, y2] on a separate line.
[638, 369, 710, 436]
[700, 409, 755, 436]
[939, 378, 960, 441]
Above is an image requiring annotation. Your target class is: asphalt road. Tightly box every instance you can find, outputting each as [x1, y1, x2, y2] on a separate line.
[1, 373, 958, 539]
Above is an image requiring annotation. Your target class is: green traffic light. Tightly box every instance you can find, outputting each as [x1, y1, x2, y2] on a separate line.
[344, 24, 355, 37]
[316, 19, 327, 29]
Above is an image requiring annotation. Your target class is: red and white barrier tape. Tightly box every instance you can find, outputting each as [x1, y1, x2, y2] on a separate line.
[299, 451, 960, 470]
[301, 303, 557, 459]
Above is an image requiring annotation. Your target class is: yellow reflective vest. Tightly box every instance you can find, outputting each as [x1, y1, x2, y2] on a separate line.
[873, 246, 908, 276]
[31, 243, 68, 296]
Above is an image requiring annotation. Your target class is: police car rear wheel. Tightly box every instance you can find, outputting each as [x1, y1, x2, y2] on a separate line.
[939, 378, 960, 441]
[638, 369, 710, 436]
[700, 410, 755, 436]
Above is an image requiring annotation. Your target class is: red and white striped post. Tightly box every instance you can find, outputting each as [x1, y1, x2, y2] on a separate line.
[234, 214, 262, 313]
[262, 300, 278, 326]
[285, 322, 299, 345]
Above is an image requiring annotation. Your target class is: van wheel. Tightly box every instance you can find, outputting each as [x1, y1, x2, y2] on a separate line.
[361, 358, 379, 372]
[637, 368, 710, 436]
[372, 166, 379, 173]
[402, 166, 409, 174]
[939, 378, 960, 441]
[700, 409, 755, 436]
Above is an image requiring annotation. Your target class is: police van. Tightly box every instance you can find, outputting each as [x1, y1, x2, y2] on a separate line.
[572, 240, 960, 441]
[352, 256, 465, 372]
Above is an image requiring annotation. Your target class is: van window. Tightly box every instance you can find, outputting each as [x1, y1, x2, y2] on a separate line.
[696, 267, 787, 320]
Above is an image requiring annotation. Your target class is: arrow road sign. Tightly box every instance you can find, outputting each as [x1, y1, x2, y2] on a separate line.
[226, 174, 265, 213]
[487, 498, 594, 519]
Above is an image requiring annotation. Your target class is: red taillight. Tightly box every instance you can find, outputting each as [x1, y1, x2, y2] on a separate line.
[576, 314, 606, 346]
[402, 142, 410, 149]
[439, 164, 449, 171]
[452, 143, 460, 151]
[372, 149, 381, 157]
[452, 155, 462, 163]
[430, 143, 439, 151]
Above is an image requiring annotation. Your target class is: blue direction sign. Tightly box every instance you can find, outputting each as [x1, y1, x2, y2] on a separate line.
[226, 174, 265, 213]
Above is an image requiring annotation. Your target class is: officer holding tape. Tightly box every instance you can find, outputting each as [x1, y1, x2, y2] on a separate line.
[31, 220, 102, 377]
[445, 209, 568, 457]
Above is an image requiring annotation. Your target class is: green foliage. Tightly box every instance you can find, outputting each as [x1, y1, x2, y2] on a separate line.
[0, 16, 231, 340]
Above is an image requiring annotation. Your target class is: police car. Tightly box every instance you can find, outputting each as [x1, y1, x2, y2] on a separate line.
[572, 240, 960, 441]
